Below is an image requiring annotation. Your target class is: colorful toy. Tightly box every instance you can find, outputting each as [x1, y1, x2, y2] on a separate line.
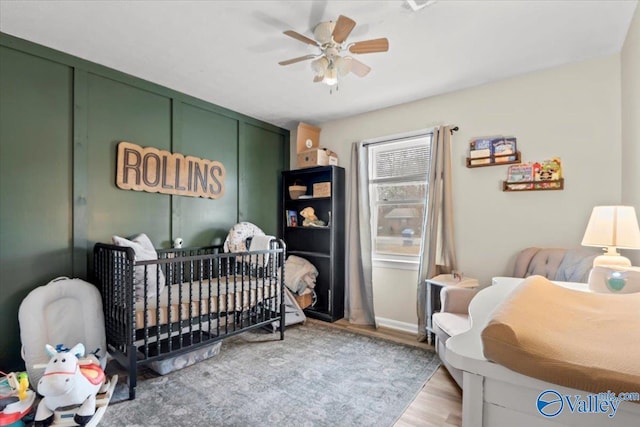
[15, 373, 28, 402]
[34, 343, 116, 427]
[0, 370, 35, 427]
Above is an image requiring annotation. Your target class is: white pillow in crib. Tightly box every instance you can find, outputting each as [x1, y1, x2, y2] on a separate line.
[223, 222, 265, 253]
[112, 233, 166, 301]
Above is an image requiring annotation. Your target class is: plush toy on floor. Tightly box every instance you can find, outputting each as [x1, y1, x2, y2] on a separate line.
[34, 343, 110, 427]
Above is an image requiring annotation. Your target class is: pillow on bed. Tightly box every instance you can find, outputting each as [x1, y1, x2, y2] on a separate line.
[112, 233, 165, 301]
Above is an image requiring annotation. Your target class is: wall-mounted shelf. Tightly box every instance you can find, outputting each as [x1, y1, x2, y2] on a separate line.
[466, 151, 521, 168]
[502, 178, 564, 192]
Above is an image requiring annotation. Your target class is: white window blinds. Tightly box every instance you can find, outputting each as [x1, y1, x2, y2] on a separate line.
[371, 138, 431, 180]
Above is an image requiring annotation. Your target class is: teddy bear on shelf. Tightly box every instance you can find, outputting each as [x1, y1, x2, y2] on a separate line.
[299, 207, 326, 227]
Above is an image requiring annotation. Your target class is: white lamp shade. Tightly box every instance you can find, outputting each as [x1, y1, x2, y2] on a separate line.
[581, 206, 640, 249]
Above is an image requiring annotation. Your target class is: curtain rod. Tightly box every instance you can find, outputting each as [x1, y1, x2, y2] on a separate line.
[361, 125, 458, 147]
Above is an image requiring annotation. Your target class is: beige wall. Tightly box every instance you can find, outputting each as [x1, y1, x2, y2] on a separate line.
[372, 266, 420, 327]
[622, 3, 640, 266]
[311, 55, 622, 325]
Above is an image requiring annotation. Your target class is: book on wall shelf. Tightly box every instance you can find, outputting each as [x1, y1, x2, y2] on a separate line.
[533, 158, 562, 189]
[467, 135, 518, 166]
[468, 136, 496, 165]
[492, 137, 517, 163]
[505, 163, 534, 190]
[502, 157, 564, 192]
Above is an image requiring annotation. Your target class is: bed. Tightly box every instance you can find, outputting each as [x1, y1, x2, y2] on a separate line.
[446, 276, 640, 427]
[93, 236, 286, 400]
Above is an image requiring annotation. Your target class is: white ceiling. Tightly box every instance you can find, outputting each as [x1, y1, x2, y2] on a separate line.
[0, 1, 637, 130]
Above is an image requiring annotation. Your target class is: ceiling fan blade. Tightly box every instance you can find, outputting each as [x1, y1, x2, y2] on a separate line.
[348, 57, 371, 77]
[283, 30, 318, 46]
[348, 38, 389, 54]
[313, 75, 324, 83]
[278, 54, 317, 66]
[332, 15, 356, 43]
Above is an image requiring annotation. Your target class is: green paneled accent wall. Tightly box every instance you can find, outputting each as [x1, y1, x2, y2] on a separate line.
[0, 33, 289, 371]
[239, 124, 287, 236]
[0, 46, 74, 369]
[177, 102, 239, 247]
[86, 73, 172, 248]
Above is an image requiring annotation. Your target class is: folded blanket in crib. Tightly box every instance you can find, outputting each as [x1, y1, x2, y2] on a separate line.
[284, 255, 318, 294]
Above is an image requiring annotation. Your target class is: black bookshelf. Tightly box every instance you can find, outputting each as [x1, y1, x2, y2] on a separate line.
[280, 166, 345, 322]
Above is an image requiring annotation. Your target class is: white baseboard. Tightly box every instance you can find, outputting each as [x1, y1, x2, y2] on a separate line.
[375, 317, 417, 335]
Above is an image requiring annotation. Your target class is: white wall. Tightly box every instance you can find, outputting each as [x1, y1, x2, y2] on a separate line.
[371, 266, 419, 328]
[622, 3, 640, 266]
[313, 56, 621, 324]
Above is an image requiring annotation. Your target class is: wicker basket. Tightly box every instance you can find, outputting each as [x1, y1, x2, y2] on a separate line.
[288, 181, 307, 199]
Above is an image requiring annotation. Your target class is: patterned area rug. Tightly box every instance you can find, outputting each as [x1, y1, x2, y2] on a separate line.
[100, 322, 440, 427]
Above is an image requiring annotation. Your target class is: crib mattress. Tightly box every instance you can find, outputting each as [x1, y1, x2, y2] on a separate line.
[481, 275, 640, 397]
[134, 277, 279, 328]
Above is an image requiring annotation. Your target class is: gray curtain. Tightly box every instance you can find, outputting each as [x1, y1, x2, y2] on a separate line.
[345, 142, 376, 325]
[416, 126, 457, 341]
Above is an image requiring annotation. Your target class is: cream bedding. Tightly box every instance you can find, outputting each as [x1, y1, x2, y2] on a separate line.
[481, 275, 640, 397]
[134, 277, 279, 328]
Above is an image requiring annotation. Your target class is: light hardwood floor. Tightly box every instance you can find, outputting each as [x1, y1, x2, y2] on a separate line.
[308, 319, 462, 427]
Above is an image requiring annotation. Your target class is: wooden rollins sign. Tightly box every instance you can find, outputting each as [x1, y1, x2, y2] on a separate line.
[116, 141, 226, 199]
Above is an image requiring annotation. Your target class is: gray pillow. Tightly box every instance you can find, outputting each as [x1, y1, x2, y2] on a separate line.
[112, 233, 165, 301]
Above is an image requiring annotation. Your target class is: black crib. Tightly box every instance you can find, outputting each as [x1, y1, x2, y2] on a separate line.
[93, 241, 286, 400]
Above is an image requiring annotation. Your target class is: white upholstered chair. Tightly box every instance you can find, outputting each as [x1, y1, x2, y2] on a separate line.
[432, 247, 596, 387]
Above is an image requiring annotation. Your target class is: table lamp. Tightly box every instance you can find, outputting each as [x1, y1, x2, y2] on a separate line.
[581, 205, 640, 267]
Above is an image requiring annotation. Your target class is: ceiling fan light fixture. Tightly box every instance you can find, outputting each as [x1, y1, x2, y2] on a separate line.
[311, 56, 329, 75]
[323, 66, 338, 86]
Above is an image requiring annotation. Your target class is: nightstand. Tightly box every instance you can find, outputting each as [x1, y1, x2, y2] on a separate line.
[426, 274, 479, 345]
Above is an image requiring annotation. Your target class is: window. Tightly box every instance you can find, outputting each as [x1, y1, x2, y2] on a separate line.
[368, 133, 432, 263]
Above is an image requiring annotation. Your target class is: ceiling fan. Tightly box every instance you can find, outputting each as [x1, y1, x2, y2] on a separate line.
[278, 15, 389, 87]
